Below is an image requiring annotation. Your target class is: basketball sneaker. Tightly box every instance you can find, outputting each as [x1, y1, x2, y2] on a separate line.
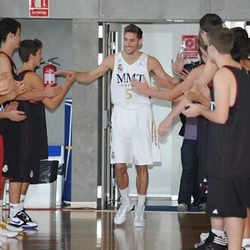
[8, 210, 38, 229]
[192, 231, 227, 249]
[0, 220, 23, 233]
[0, 223, 18, 238]
[134, 205, 145, 227]
[114, 201, 134, 225]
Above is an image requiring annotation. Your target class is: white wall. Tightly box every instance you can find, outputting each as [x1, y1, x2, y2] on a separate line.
[124, 23, 199, 198]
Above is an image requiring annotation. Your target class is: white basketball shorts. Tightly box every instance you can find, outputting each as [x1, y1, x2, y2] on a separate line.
[110, 105, 161, 165]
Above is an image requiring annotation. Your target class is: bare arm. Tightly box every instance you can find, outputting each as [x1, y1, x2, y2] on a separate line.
[132, 64, 205, 101]
[43, 71, 76, 109]
[76, 55, 113, 84]
[183, 69, 235, 124]
[148, 56, 175, 89]
[16, 83, 63, 101]
[18, 72, 75, 109]
[158, 97, 191, 136]
[193, 58, 217, 86]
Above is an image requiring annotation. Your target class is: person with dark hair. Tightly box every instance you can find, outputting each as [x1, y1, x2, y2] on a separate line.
[199, 13, 223, 33]
[58, 23, 178, 227]
[184, 26, 250, 250]
[5, 38, 75, 229]
[0, 18, 63, 231]
[188, 25, 250, 250]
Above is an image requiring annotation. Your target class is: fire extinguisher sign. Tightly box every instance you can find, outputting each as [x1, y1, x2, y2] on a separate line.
[29, 0, 49, 17]
[181, 35, 198, 60]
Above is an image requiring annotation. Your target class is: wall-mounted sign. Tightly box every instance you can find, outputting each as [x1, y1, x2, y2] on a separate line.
[29, 0, 49, 17]
[181, 35, 198, 59]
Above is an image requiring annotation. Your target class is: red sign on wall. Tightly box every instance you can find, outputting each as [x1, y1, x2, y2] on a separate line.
[29, 0, 49, 17]
[181, 35, 198, 59]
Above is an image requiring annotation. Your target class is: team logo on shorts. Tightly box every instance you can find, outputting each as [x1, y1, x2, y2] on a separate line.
[111, 151, 115, 159]
[30, 170, 34, 178]
[118, 63, 123, 73]
[2, 164, 8, 173]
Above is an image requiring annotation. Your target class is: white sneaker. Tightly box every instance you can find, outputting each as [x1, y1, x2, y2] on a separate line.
[0, 224, 18, 238]
[242, 239, 250, 250]
[1, 220, 23, 233]
[134, 205, 145, 228]
[114, 201, 134, 225]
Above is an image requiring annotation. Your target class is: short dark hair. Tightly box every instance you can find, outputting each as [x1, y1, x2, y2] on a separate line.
[0, 18, 21, 45]
[18, 39, 43, 63]
[231, 27, 250, 62]
[199, 13, 223, 32]
[208, 27, 234, 54]
[124, 24, 143, 39]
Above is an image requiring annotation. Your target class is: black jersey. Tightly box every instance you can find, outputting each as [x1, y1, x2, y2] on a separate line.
[207, 66, 250, 179]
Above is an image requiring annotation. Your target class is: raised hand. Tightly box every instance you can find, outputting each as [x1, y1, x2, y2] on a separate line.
[55, 70, 73, 77]
[172, 53, 187, 76]
[65, 70, 76, 84]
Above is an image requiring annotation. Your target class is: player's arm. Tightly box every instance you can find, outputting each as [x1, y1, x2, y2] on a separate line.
[183, 69, 232, 124]
[15, 72, 63, 101]
[42, 71, 76, 109]
[132, 64, 204, 101]
[75, 55, 114, 84]
[193, 58, 217, 86]
[19, 72, 75, 109]
[148, 56, 175, 89]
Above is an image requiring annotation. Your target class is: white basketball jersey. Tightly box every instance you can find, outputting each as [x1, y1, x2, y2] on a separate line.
[111, 52, 151, 110]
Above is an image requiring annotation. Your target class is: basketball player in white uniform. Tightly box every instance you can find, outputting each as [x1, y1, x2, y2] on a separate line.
[59, 24, 176, 227]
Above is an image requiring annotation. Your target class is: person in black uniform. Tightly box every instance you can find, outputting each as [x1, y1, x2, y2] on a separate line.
[183, 26, 250, 250]
[0, 18, 63, 229]
[6, 38, 75, 229]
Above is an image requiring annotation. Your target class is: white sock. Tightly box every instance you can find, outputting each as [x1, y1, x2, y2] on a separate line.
[211, 228, 225, 238]
[119, 187, 130, 204]
[9, 203, 20, 218]
[137, 194, 146, 207]
[20, 195, 26, 211]
[242, 238, 250, 247]
[0, 200, 3, 219]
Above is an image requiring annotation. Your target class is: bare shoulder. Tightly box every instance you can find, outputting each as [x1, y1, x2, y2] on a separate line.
[0, 54, 12, 72]
[23, 72, 44, 90]
[213, 67, 235, 84]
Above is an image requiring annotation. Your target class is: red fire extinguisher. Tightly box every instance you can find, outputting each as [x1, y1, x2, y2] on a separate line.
[42, 57, 60, 86]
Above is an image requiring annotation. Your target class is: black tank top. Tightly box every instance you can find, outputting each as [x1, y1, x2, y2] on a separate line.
[17, 71, 48, 160]
[207, 66, 250, 179]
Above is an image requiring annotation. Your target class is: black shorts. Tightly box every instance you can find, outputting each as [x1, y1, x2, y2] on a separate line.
[206, 177, 250, 218]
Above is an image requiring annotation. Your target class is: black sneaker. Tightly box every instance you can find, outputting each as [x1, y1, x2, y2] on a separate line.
[21, 209, 37, 224]
[191, 231, 227, 249]
[9, 211, 38, 229]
